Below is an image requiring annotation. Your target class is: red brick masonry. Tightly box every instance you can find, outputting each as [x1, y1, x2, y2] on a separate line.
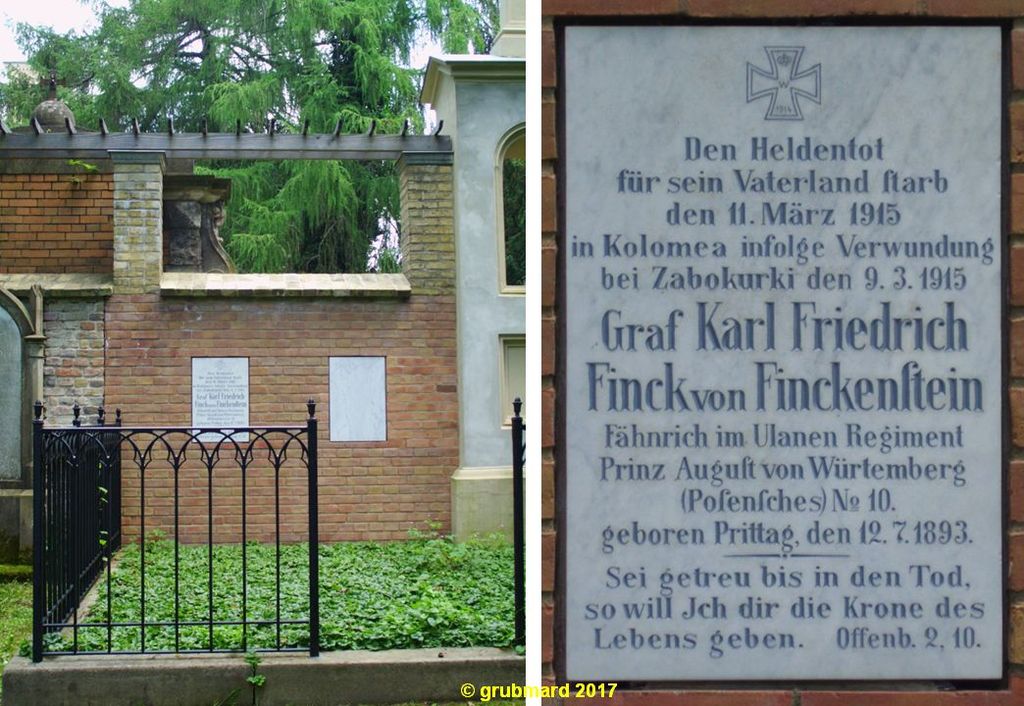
[105, 293, 458, 543]
[0, 172, 113, 274]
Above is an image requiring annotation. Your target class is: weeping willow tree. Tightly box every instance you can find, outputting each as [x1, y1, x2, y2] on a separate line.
[1, 0, 498, 273]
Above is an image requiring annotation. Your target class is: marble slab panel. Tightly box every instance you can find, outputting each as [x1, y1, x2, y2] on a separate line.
[563, 25, 1002, 681]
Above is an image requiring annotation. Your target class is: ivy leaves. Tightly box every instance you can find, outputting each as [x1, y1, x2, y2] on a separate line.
[52, 535, 513, 653]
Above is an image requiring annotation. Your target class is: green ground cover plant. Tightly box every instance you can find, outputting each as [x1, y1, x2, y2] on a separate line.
[46, 535, 513, 653]
[0, 563, 33, 702]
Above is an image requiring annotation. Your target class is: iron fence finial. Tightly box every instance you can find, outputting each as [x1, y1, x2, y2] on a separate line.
[513, 397, 522, 418]
[307, 399, 316, 419]
[33, 400, 43, 420]
[72, 402, 81, 427]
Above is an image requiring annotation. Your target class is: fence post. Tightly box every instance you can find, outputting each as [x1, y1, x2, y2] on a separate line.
[31, 401, 44, 662]
[306, 399, 319, 657]
[511, 398, 525, 647]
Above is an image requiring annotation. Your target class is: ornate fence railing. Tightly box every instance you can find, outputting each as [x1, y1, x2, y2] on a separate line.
[511, 398, 525, 648]
[33, 403, 122, 655]
[32, 401, 319, 661]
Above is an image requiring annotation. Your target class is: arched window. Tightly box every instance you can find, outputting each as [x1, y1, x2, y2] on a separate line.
[497, 126, 525, 293]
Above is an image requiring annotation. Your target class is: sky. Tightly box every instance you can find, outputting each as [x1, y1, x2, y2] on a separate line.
[0, 0, 128, 63]
[1, 0, 440, 66]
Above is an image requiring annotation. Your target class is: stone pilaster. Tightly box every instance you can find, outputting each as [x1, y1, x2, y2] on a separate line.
[398, 154, 455, 295]
[111, 152, 165, 294]
[493, 0, 525, 58]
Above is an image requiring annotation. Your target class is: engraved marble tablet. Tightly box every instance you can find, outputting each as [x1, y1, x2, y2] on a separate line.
[563, 26, 1002, 681]
[191, 357, 249, 442]
[329, 357, 387, 441]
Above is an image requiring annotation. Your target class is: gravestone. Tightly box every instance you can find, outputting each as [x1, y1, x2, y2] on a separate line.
[191, 357, 249, 442]
[563, 26, 1002, 681]
[0, 308, 21, 480]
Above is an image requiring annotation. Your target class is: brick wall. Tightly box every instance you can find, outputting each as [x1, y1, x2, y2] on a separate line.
[543, 1, 1024, 703]
[0, 173, 113, 274]
[104, 293, 458, 543]
[42, 299, 105, 422]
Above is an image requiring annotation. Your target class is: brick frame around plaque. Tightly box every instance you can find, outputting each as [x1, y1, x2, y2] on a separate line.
[541, 3, 1024, 703]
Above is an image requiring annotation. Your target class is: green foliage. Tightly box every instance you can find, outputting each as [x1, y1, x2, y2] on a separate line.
[46, 537, 513, 653]
[67, 159, 100, 174]
[0, 565, 33, 701]
[502, 158, 525, 287]
[244, 651, 266, 706]
[5, 0, 496, 273]
[373, 247, 402, 273]
[426, 0, 499, 54]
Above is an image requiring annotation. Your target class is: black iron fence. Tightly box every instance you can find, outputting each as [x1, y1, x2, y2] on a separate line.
[33, 402, 122, 658]
[33, 397, 521, 660]
[511, 398, 525, 647]
[32, 401, 319, 661]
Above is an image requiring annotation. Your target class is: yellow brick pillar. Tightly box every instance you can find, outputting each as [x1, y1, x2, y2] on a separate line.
[111, 151, 165, 294]
[397, 153, 455, 295]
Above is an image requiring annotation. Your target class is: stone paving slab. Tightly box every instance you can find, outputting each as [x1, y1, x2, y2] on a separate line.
[160, 272, 412, 297]
[4, 646, 522, 705]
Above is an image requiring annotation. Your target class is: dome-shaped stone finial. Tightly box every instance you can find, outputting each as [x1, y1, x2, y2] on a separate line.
[30, 72, 74, 133]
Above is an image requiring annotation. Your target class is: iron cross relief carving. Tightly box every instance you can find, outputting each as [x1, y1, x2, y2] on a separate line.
[746, 46, 821, 120]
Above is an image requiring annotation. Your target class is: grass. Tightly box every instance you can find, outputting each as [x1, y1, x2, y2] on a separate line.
[45, 534, 514, 654]
[0, 563, 33, 703]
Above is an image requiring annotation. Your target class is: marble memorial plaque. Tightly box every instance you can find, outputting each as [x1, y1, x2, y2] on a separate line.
[191, 357, 249, 442]
[564, 26, 1002, 681]
[329, 357, 387, 441]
